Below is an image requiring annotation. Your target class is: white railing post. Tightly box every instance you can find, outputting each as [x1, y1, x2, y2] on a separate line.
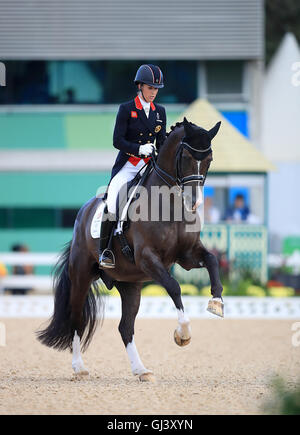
[0, 252, 59, 293]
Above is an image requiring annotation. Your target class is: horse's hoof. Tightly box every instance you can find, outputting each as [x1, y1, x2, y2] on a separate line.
[207, 298, 224, 318]
[139, 373, 155, 383]
[73, 368, 89, 377]
[174, 330, 191, 347]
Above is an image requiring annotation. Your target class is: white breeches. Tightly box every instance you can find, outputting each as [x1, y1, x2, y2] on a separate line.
[107, 160, 146, 215]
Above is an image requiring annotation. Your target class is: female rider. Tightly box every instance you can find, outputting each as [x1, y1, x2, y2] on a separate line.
[99, 64, 167, 268]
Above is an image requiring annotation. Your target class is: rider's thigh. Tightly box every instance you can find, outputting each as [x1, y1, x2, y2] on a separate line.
[107, 175, 127, 214]
[107, 162, 143, 214]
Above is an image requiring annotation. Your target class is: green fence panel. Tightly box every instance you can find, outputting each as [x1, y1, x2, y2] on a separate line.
[228, 225, 267, 283]
[173, 224, 268, 287]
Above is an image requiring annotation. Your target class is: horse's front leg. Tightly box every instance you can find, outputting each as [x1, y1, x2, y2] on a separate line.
[174, 307, 191, 347]
[138, 247, 191, 347]
[202, 250, 224, 318]
[116, 282, 155, 382]
[178, 246, 224, 318]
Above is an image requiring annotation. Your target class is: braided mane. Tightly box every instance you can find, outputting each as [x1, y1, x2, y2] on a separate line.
[166, 121, 184, 137]
[166, 120, 199, 137]
[160, 120, 209, 156]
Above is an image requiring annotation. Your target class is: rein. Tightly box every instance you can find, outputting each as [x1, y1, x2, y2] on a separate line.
[151, 138, 211, 192]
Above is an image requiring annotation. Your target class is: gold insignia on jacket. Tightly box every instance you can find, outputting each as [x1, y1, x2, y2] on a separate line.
[155, 125, 162, 133]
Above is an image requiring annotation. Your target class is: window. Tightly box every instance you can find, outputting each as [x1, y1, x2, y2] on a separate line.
[61, 209, 79, 228]
[0, 208, 79, 228]
[206, 61, 244, 96]
[0, 60, 197, 105]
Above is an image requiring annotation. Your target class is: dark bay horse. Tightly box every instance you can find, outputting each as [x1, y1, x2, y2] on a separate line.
[37, 117, 224, 381]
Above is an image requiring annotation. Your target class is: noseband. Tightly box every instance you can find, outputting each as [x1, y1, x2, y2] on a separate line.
[151, 138, 211, 192]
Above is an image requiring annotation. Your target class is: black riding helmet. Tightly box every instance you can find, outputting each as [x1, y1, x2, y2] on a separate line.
[134, 64, 164, 89]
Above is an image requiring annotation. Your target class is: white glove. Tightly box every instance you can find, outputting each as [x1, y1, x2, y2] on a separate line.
[139, 143, 154, 157]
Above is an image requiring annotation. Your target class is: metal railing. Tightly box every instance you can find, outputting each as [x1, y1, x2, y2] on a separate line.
[0, 253, 58, 292]
[0, 224, 268, 293]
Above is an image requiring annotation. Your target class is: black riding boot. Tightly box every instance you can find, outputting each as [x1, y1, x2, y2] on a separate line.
[99, 210, 116, 268]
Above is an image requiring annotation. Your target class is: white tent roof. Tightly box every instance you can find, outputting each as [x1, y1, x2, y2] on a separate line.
[173, 99, 274, 173]
[261, 33, 300, 162]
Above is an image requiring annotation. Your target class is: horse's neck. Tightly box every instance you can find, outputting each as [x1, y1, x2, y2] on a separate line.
[156, 128, 183, 176]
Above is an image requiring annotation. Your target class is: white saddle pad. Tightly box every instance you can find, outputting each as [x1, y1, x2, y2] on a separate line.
[90, 201, 106, 239]
[91, 181, 142, 239]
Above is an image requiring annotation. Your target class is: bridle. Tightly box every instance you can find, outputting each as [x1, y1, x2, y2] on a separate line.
[151, 138, 211, 193]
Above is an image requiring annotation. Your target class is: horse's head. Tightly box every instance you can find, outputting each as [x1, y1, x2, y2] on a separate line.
[178, 117, 221, 212]
[155, 117, 221, 213]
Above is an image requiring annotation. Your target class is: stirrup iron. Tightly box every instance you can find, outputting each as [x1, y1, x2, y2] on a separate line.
[99, 248, 115, 269]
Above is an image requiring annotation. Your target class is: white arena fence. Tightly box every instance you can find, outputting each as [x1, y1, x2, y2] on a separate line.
[0, 252, 300, 319]
[0, 295, 300, 319]
[0, 252, 58, 291]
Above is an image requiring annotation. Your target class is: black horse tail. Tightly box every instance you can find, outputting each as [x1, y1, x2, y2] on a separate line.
[36, 240, 104, 352]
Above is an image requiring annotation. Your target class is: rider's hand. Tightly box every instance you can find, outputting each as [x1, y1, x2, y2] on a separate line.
[139, 144, 154, 157]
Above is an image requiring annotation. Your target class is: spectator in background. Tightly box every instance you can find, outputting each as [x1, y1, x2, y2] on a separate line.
[64, 88, 76, 104]
[204, 196, 220, 223]
[224, 193, 250, 223]
[0, 261, 8, 294]
[0, 262, 7, 278]
[8, 244, 34, 295]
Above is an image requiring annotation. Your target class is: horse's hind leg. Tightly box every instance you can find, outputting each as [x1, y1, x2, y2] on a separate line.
[69, 282, 90, 376]
[69, 257, 95, 376]
[71, 330, 89, 376]
[116, 282, 154, 382]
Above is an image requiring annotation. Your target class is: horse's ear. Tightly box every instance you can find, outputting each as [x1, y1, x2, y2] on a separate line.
[208, 121, 221, 140]
[183, 117, 194, 137]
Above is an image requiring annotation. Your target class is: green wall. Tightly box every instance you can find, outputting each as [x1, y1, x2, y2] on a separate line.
[0, 171, 111, 207]
[65, 113, 117, 149]
[0, 228, 73, 252]
[0, 113, 66, 149]
[0, 111, 182, 150]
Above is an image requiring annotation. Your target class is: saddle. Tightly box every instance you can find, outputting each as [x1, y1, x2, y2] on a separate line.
[97, 162, 153, 291]
[104, 162, 153, 264]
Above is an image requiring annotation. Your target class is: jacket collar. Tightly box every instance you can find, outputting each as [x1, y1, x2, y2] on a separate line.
[134, 96, 155, 111]
[150, 101, 156, 111]
[134, 96, 156, 134]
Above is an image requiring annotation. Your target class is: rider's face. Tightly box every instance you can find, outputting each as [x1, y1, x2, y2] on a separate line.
[139, 84, 159, 103]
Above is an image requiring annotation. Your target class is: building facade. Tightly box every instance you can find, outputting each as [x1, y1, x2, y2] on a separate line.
[0, 0, 265, 263]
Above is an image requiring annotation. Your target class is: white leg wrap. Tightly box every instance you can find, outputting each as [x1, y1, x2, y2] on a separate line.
[126, 336, 151, 376]
[72, 331, 88, 374]
[176, 309, 191, 340]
